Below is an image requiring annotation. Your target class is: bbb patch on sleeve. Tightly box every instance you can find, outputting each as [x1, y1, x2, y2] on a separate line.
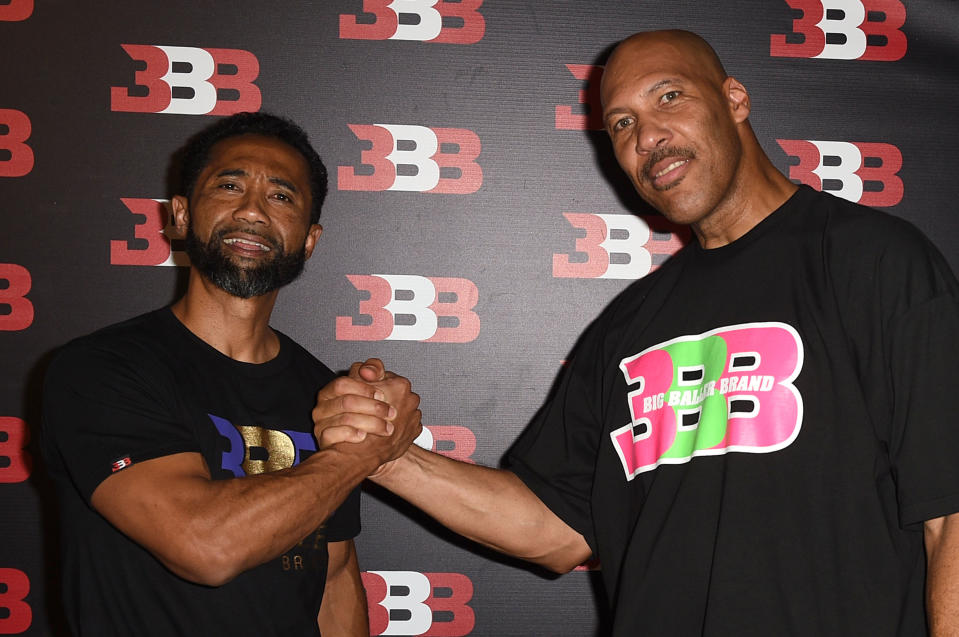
[110, 456, 133, 473]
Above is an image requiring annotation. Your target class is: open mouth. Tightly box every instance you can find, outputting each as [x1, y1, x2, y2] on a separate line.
[644, 148, 695, 191]
[223, 236, 272, 254]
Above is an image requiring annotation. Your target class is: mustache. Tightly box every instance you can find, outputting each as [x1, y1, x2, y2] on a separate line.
[643, 146, 696, 181]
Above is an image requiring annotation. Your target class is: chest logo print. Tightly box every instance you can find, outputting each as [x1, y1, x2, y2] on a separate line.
[611, 322, 804, 480]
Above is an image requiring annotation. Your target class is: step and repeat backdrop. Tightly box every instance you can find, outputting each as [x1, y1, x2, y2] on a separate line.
[3, 1, 959, 634]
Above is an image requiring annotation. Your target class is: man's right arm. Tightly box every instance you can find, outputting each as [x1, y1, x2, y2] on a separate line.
[368, 444, 592, 573]
[319, 360, 592, 573]
[84, 373, 420, 587]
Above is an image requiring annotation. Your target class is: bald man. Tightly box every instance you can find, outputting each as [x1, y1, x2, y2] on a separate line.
[319, 31, 959, 635]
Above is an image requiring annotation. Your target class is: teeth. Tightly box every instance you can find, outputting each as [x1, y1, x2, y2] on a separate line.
[224, 237, 270, 251]
[655, 160, 687, 178]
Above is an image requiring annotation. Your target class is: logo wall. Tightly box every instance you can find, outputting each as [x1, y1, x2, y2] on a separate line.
[770, 0, 907, 60]
[553, 213, 690, 279]
[777, 140, 903, 206]
[339, 125, 482, 193]
[337, 275, 480, 342]
[110, 199, 188, 267]
[0, 417, 31, 483]
[363, 571, 475, 636]
[340, 0, 485, 44]
[555, 64, 604, 131]
[111, 45, 261, 115]
[0, 0, 32, 21]
[0, 568, 31, 633]
[0, 264, 33, 331]
[0, 109, 34, 177]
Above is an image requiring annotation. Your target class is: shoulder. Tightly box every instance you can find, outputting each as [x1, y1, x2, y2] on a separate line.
[45, 309, 179, 391]
[802, 187, 934, 254]
[806, 189, 959, 309]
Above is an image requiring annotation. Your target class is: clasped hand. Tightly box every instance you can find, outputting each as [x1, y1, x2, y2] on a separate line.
[312, 358, 421, 476]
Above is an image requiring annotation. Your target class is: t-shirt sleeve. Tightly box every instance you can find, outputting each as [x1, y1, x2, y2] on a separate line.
[831, 211, 959, 527]
[507, 323, 609, 553]
[324, 485, 361, 542]
[41, 339, 198, 504]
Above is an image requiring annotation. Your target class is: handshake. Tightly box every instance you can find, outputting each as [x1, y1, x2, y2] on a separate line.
[312, 358, 423, 479]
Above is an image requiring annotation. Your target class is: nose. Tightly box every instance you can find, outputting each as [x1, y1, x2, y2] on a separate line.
[232, 190, 269, 225]
[635, 118, 671, 154]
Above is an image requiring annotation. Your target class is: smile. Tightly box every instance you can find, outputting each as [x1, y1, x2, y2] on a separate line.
[224, 237, 271, 252]
[655, 159, 689, 178]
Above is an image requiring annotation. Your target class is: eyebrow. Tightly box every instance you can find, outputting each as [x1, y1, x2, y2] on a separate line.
[603, 77, 685, 122]
[644, 77, 682, 96]
[215, 169, 299, 193]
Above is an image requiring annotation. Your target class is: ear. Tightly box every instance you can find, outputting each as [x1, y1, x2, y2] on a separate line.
[169, 195, 190, 239]
[723, 76, 751, 124]
[303, 224, 323, 259]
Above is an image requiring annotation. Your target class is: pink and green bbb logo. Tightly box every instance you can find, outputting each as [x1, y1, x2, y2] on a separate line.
[611, 322, 804, 480]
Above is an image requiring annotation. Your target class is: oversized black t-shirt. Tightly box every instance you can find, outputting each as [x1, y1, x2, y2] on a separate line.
[509, 186, 959, 635]
[41, 308, 360, 637]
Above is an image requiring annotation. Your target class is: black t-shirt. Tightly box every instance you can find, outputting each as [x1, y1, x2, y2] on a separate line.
[41, 308, 360, 637]
[510, 186, 959, 635]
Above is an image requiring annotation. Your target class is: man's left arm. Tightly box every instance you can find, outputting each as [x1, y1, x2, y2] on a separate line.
[925, 513, 959, 635]
[318, 539, 369, 636]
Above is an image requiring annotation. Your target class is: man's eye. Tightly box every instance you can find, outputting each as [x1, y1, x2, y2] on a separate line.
[613, 117, 633, 131]
[661, 91, 680, 104]
[218, 183, 238, 190]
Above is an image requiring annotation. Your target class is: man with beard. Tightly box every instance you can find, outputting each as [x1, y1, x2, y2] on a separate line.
[41, 112, 421, 636]
[320, 30, 959, 635]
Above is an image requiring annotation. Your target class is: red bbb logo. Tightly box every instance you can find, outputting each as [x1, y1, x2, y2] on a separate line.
[777, 139, 903, 206]
[0, 109, 34, 177]
[555, 64, 604, 131]
[0, 264, 33, 331]
[554, 213, 690, 279]
[0, 568, 31, 633]
[770, 0, 907, 61]
[336, 275, 480, 343]
[363, 571, 475, 636]
[110, 198, 188, 267]
[0, 0, 32, 21]
[110, 45, 261, 115]
[0, 417, 31, 483]
[338, 124, 482, 194]
[340, 0, 485, 44]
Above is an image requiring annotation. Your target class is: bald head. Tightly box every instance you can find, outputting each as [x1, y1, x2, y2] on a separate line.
[601, 30, 728, 108]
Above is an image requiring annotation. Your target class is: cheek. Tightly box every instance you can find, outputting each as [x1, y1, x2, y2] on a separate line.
[612, 141, 637, 172]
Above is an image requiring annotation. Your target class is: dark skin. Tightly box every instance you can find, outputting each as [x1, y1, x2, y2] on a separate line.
[319, 30, 959, 634]
[89, 134, 423, 634]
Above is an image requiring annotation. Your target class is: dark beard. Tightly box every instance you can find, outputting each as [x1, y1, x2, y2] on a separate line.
[184, 226, 307, 299]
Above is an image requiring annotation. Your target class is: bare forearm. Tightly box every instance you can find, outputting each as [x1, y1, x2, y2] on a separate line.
[371, 445, 590, 572]
[93, 448, 378, 586]
[186, 449, 376, 580]
[926, 514, 959, 635]
[319, 540, 369, 636]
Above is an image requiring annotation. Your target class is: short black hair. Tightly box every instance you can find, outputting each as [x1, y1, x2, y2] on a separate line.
[178, 112, 328, 224]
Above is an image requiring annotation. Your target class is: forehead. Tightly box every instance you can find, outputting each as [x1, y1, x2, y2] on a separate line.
[202, 134, 310, 184]
[601, 40, 709, 108]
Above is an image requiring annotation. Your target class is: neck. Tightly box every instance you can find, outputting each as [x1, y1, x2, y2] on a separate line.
[692, 131, 798, 249]
[171, 269, 281, 363]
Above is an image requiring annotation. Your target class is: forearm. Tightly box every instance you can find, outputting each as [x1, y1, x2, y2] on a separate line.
[188, 449, 376, 580]
[93, 447, 379, 586]
[371, 445, 590, 572]
[319, 540, 369, 636]
[925, 514, 959, 635]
